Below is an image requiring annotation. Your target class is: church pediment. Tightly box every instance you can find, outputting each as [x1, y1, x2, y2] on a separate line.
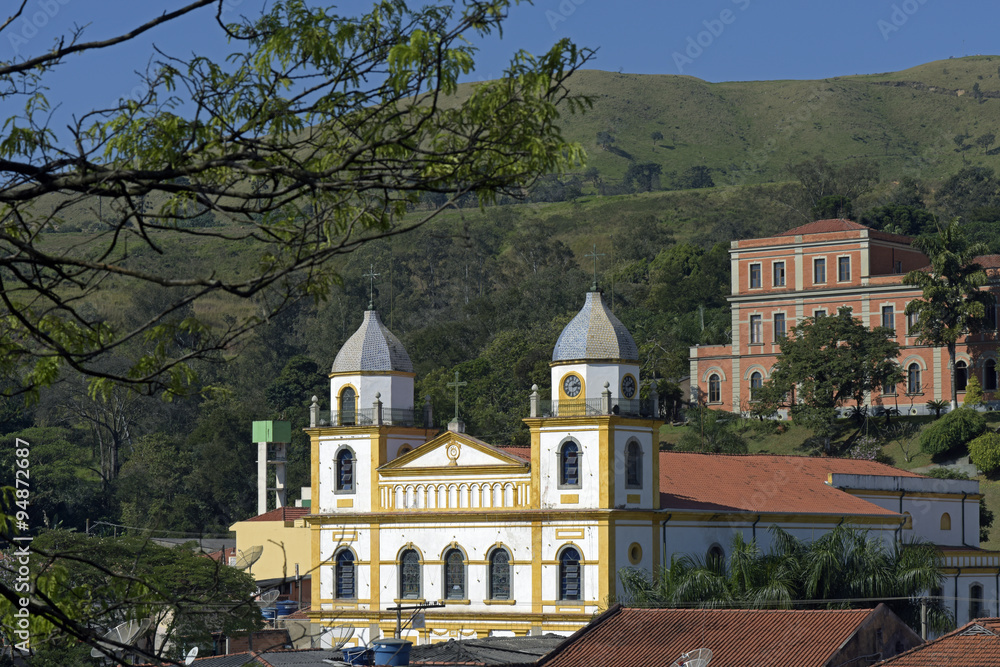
[379, 432, 530, 475]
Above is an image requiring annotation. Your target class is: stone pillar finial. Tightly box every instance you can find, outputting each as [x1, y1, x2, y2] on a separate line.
[530, 384, 540, 418]
[310, 395, 319, 428]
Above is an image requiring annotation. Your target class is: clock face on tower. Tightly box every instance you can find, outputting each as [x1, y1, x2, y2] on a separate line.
[563, 375, 582, 398]
[622, 375, 636, 399]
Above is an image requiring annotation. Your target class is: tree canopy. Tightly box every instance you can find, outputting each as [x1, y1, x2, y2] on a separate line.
[756, 306, 901, 443]
[619, 525, 952, 634]
[904, 219, 994, 408]
[0, 0, 594, 399]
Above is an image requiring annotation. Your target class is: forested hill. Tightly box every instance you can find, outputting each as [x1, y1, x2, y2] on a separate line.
[547, 56, 1000, 184]
[11, 57, 1000, 538]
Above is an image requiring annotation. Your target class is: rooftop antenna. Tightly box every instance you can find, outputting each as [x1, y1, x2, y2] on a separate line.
[184, 646, 199, 665]
[89, 619, 143, 661]
[584, 243, 605, 292]
[364, 263, 380, 310]
[234, 545, 263, 573]
[670, 647, 713, 667]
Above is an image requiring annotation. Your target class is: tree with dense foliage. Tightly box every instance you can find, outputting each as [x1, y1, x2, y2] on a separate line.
[0, 0, 594, 400]
[651, 130, 664, 148]
[0, 530, 260, 664]
[919, 407, 987, 457]
[904, 219, 995, 409]
[619, 525, 951, 633]
[757, 306, 901, 451]
[624, 162, 663, 192]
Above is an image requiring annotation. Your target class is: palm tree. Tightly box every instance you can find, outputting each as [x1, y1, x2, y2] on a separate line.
[619, 526, 952, 633]
[904, 219, 994, 409]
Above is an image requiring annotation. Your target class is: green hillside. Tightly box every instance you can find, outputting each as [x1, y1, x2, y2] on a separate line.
[549, 56, 1000, 184]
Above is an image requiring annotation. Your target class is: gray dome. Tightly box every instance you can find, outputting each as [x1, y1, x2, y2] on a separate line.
[552, 291, 638, 362]
[332, 310, 413, 373]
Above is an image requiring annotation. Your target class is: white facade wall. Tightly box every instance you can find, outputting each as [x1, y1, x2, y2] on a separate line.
[330, 373, 414, 413]
[612, 426, 655, 508]
[317, 433, 374, 513]
[538, 425, 601, 508]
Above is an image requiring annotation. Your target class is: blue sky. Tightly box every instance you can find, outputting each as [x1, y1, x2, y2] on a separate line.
[2, 0, 997, 124]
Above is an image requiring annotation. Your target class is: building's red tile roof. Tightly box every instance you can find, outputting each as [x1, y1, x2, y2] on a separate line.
[659, 452, 921, 515]
[875, 618, 1000, 665]
[205, 546, 236, 563]
[977, 254, 1000, 269]
[780, 218, 869, 236]
[537, 606, 880, 667]
[777, 218, 914, 245]
[500, 446, 531, 461]
[246, 506, 310, 522]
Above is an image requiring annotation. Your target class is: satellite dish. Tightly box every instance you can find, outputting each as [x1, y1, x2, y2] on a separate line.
[316, 624, 355, 649]
[257, 588, 280, 606]
[234, 545, 263, 571]
[671, 648, 713, 667]
[184, 646, 199, 665]
[89, 619, 143, 658]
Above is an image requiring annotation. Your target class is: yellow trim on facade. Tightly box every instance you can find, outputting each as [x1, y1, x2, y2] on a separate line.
[380, 465, 530, 478]
[337, 498, 354, 508]
[555, 529, 585, 540]
[560, 494, 580, 504]
[530, 427, 541, 508]
[626, 494, 641, 504]
[532, 520, 542, 614]
[483, 599, 518, 605]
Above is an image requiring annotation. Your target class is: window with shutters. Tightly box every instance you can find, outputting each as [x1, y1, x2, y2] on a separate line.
[559, 547, 582, 601]
[335, 550, 355, 599]
[558, 440, 581, 488]
[336, 447, 354, 493]
[625, 440, 642, 488]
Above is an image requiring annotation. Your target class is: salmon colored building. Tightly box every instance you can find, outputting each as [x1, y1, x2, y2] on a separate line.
[689, 219, 1000, 416]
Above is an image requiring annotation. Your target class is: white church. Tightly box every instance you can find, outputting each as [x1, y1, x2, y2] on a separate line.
[296, 288, 1000, 644]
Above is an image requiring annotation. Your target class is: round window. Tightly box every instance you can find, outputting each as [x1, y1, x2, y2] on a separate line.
[628, 542, 642, 565]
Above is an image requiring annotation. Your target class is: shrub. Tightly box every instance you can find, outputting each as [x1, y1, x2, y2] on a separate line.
[964, 375, 985, 407]
[924, 467, 971, 480]
[969, 432, 1000, 477]
[919, 407, 987, 456]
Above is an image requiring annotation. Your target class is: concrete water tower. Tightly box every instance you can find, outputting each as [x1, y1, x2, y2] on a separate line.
[253, 420, 291, 515]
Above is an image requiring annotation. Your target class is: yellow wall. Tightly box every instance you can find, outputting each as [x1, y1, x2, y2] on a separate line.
[231, 518, 312, 581]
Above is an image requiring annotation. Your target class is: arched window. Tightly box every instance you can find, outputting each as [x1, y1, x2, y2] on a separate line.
[444, 548, 465, 600]
[559, 547, 582, 601]
[707, 544, 725, 570]
[336, 448, 354, 492]
[907, 364, 921, 394]
[559, 441, 580, 488]
[488, 548, 511, 600]
[625, 441, 642, 488]
[399, 549, 421, 599]
[750, 372, 763, 400]
[335, 550, 355, 599]
[941, 513, 952, 531]
[340, 387, 356, 425]
[971, 584, 984, 620]
[956, 360, 968, 392]
[708, 374, 721, 403]
[986, 359, 998, 391]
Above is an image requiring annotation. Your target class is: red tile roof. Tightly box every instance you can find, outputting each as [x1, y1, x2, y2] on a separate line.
[875, 618, 1000, 665]
[500, 446, 531, 461]
[780, 218, 869, 236]
[246, 506, 310, 522]
[977, 254, 1000, 269]
[537, 605, 883, 667]
[205, 546, 236, 563]
[659, 452, 921, 515]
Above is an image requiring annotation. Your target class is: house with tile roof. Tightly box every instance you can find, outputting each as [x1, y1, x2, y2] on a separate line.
[874, 617, 1000, 665]
[689, 218, 1000, 415]
[532, 604, 922, 667]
